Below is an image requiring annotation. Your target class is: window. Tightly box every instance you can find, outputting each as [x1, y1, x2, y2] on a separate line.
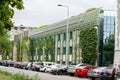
[63, 33, 66, 40]
[69, 47, 72, 54]
[63, 47, 66, 54]
[57, 48, 60, 55]
[70, 31, 72, 39]
[58, 34, 60, 41]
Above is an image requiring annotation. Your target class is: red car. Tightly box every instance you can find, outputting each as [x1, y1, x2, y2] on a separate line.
[75, 65, 97, 77]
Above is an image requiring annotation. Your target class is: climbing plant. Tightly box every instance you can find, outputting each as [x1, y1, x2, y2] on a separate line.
[80, 27, 98, 65]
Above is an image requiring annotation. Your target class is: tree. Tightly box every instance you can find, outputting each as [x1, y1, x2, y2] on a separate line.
[0, 0, 24, 33]
[80, 27, 98, 65]
[0, 31, 11, 60]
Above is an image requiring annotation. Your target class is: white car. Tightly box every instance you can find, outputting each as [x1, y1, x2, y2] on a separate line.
[46, 64, 60, 72]
[40, 62, 56, 72]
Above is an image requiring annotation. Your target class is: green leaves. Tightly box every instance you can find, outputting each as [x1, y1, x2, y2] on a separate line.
[0, 0, 24, 33]
[80, 27, 98, 65]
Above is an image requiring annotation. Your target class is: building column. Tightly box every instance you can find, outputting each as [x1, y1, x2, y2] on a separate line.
[55, 35, 58, 63]
[43, 46, 45, 62]
[73, 31, 77, 64]
[66, 32, 69, 65]
[114, 0, 120, 66]
[76, 30, 81, 64]
[60, 34, 63, 64]
[13, 42, 17, 61]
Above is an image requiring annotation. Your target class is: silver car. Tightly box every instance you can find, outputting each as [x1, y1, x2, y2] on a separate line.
[87, 67, 107, 78]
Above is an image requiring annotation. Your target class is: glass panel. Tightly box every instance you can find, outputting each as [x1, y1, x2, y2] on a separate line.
[110, 17, 115, 25]
[58, 34, 60, 41]
[63, 47, 66, 54]
[69, 47, 72, 54]
[104, 16, 107, 24]
[57, 48, 60, 55]
[63, 33, 66, 40]
[70, 31, 72, 39]
[104, 24, 107, 32]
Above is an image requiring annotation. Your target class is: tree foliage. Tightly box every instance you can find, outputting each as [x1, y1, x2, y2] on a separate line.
[0, 31, 10, 49]
[80, 27, 98, 65]
[0, 0, 24, 33]
[0, 30, 11, 59]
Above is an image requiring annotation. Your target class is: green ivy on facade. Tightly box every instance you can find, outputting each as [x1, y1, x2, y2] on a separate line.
[80, 27, 98, 65]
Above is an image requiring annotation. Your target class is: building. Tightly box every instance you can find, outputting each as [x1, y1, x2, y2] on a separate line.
[30, 8, 115, 66]
[10, 25, 36, 61]
[114, 0, 120, 67]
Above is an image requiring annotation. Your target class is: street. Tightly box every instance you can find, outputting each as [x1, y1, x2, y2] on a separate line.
[0, 66, 89, 80]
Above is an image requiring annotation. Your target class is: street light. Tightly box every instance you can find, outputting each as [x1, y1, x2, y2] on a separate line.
[57, 4, 69, 65]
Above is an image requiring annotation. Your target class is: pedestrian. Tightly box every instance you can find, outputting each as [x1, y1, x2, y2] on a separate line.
[111, 68, 116, 80]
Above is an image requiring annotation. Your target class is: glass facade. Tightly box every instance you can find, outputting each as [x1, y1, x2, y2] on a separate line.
[102, 11, 115, 66]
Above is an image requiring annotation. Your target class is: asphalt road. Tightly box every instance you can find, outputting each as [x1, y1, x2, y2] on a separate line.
[0, 66, 89, 80]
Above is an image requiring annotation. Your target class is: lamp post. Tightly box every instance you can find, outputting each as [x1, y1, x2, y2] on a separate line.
[58, 4, 69, 65]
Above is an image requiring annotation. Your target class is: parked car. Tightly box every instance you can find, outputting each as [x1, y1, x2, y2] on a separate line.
[32, 62, 43, 71]
[67, 63, 88, 76]
[40, 62, 56, 72]
[100, 68, 116, 80]
[0, 60, 4, 65]
[3, 60, 14, 67]
[45, 64, 59, 72]
[25, 62, 32, 70]
[75, 65, 97, 77]
[117, 70, 120, 80]
[50, 64, 68, 75]
[87, 67, 107, 79]
[14, 62, 22, 68]
[21, 62, 28, 69]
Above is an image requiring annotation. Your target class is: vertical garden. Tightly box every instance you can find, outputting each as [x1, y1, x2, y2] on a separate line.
[80, 27, 98, 65]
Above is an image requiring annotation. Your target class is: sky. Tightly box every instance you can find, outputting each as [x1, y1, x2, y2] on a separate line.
[12, 0, 116, 27]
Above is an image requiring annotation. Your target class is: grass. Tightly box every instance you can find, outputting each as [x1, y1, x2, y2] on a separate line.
[0, 70, 39, 80]
[0, 71, 15, 80]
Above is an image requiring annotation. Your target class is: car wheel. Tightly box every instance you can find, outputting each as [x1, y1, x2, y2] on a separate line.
[58, 71, 62, 75]
[70, 73, 74, 76]
[44, 69, 47, 72]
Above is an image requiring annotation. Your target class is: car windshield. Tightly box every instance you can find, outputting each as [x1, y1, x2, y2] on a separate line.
[35, 62, 43, 65]
[93, 67, 107, 71]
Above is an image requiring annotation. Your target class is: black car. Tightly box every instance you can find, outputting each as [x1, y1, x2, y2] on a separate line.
[51, 64, 68, 75]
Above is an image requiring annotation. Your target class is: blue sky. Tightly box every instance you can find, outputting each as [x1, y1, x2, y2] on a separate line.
[12, 0, 116, 27]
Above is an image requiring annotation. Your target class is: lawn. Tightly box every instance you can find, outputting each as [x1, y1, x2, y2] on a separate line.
[0, 72, 15, 80]
[0, 70, 39, 80]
